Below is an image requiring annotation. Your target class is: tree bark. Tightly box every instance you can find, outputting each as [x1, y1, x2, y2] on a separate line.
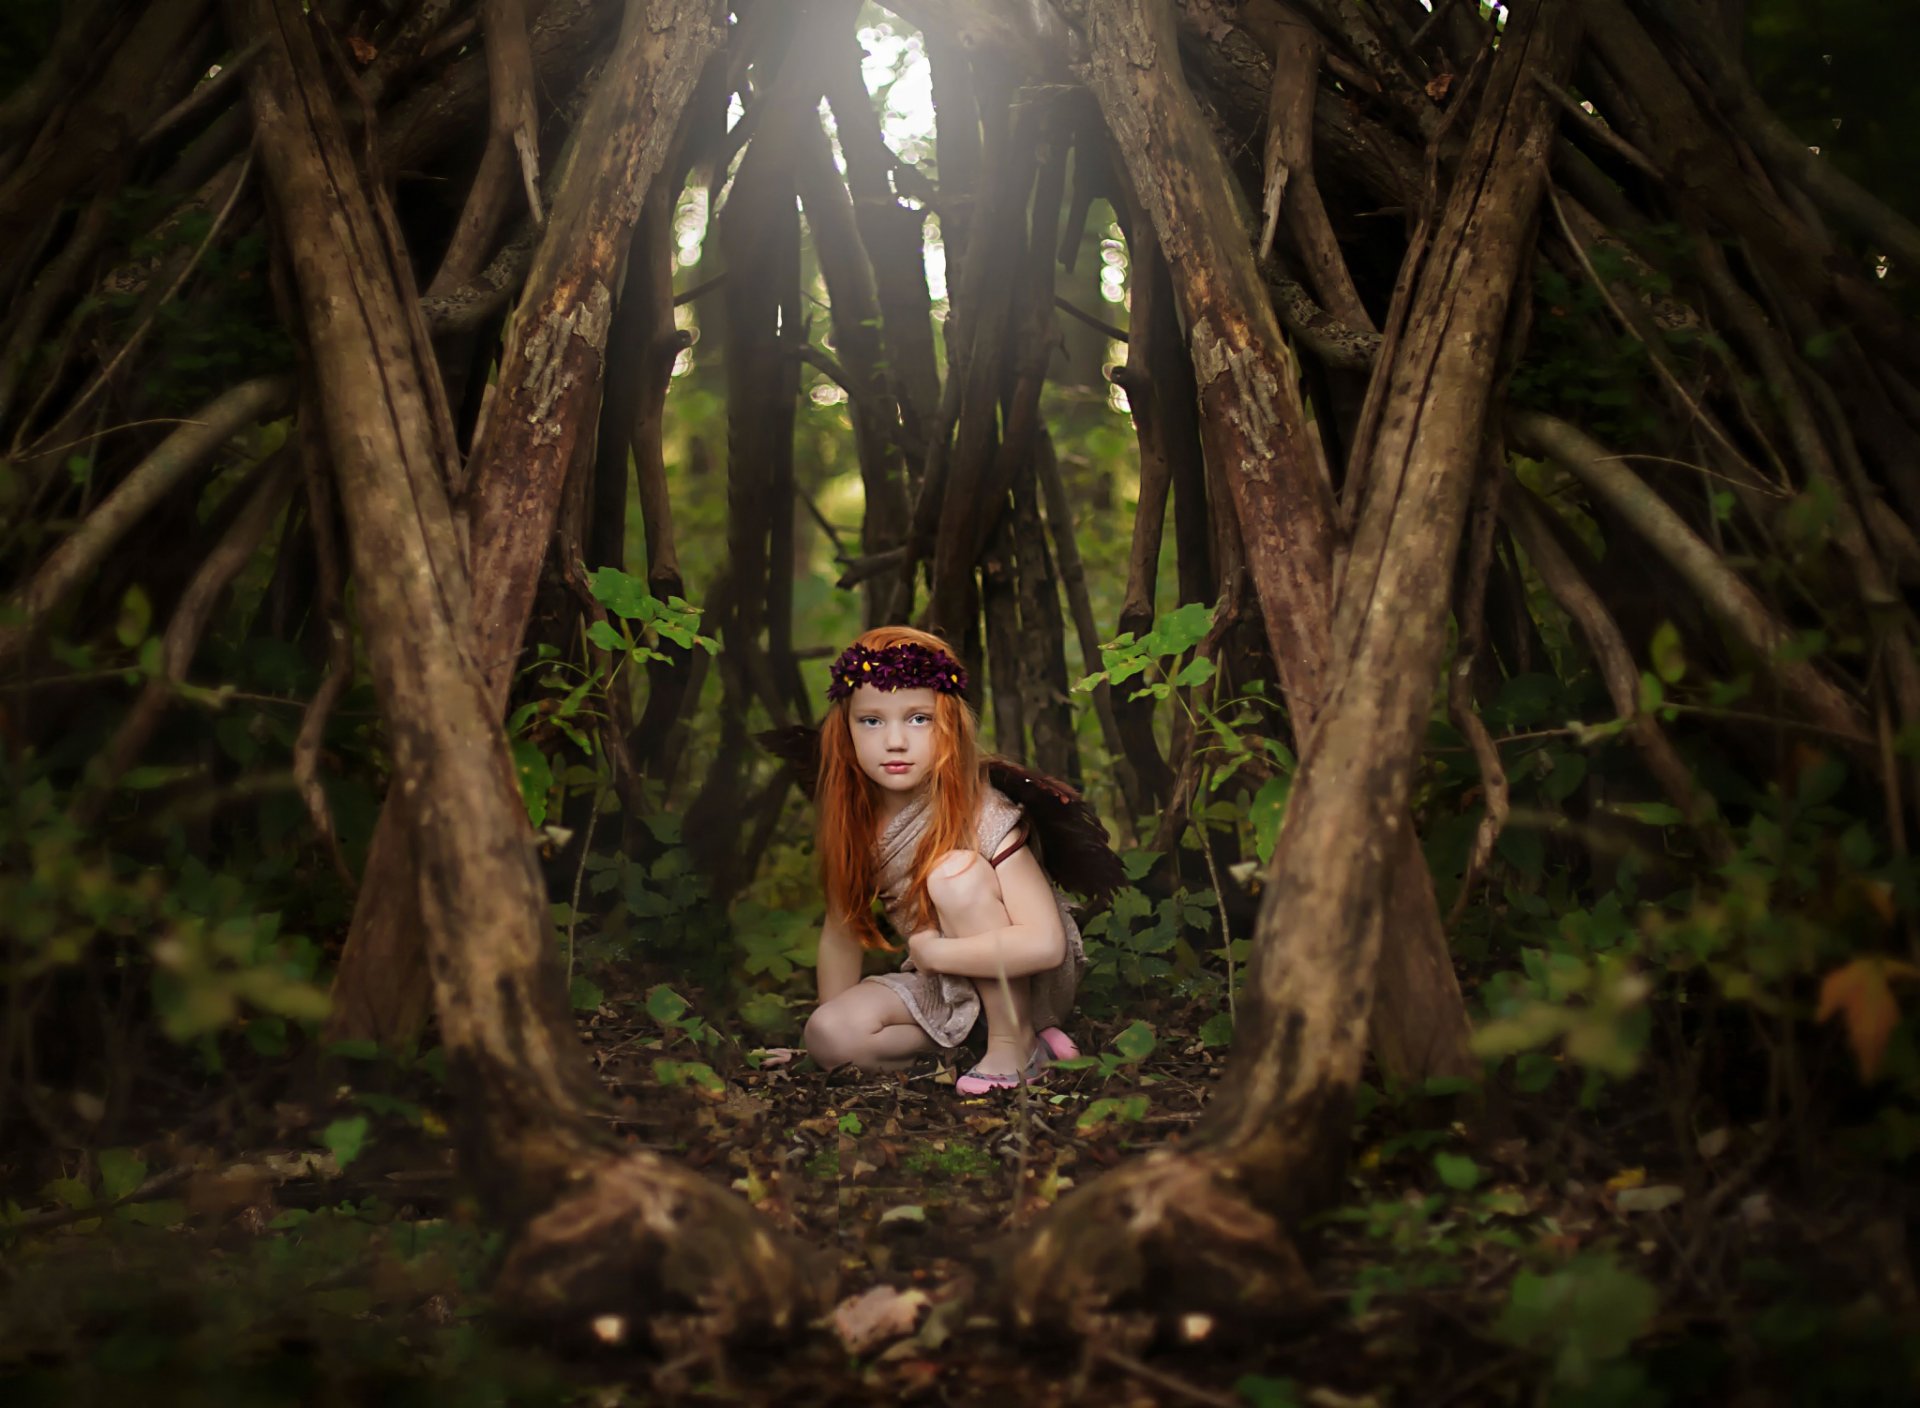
[328, 0, 725, 1048]
[1009, 0, 1576, 1330]
[235, 0, 818, 1335]
[1064, 0, 1477, 1088]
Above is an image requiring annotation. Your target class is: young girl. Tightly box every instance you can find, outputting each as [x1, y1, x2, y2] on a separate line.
[802, 625, 1085, 1092]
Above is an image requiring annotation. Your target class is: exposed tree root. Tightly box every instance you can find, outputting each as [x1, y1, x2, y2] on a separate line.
[997, 1150, 1313, 1338]
[494, 1154, 831, 1349]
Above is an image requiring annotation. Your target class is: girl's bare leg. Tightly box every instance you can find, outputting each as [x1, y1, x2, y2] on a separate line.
[804, 982, 936, 1071]
[927, 850, 1037, 1077]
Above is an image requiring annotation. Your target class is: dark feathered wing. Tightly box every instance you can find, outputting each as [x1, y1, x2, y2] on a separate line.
[758, 724, 823, 801]
[985, 757, 1127, 906]
[753, 728, 1126, 904]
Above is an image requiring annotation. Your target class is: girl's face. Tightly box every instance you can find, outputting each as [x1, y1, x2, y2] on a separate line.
[847, 685, 939, 798]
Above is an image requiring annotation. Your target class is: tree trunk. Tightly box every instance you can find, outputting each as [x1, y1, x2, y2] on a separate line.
[235, 0, 818, 1337]
[327, 0, 725, 1047]
[1060, 0, 1476, 1087]
[1008, 0, 1576, 1331]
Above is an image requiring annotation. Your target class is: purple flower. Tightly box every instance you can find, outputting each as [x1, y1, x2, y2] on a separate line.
[826, 642, 968, 700]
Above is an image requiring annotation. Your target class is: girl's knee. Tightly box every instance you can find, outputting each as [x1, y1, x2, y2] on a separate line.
[804, 1004, 853, 1069]
[927, 848, 995, 912]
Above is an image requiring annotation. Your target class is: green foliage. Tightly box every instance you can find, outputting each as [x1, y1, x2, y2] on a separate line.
[1, 765, 330, 1046]
[1496, 1254, 1661, 1389]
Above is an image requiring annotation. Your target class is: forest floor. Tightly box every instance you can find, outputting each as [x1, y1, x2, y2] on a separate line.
[2, 960, 1913, 1406]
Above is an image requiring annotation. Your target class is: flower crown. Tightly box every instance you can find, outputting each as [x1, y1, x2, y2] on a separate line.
[826, 641, 968, 701]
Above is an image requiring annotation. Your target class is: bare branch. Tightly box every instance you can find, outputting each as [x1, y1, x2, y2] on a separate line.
[0, 375, 292, 672]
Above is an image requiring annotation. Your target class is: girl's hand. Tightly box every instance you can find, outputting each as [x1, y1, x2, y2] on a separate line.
[906, 928, 942, 974]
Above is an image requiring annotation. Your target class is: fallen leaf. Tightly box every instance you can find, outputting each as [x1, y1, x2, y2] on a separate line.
[1696, 1127, 1730, 1161]
[1425, 71, 1454, 103]
[1604, 1167, 1646, 1192]
[347, 35, 377, 64]
[1614, 1184, 1683, 1214]
[879, 1203, 926, 1225]
[831, 1284, 929, 1356]
[1817, 957, 1917, 1079]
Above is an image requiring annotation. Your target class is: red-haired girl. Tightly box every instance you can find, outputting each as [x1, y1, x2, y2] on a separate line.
[803, 626, 1083, 1092]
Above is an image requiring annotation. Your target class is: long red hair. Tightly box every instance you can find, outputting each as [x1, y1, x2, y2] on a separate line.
[817, 626, 982, 950]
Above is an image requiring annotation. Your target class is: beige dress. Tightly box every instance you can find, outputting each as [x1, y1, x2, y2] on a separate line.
[864, 785, 1085, 1049]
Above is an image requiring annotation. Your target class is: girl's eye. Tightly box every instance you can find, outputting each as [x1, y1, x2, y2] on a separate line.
[911, 714, 932, 725]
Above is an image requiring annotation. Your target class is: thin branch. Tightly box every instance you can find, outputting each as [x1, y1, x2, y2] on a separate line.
[1546, 183, 1772, 492]
[1447, 463, 1511, 928]
[673, 271, 726, 307]
[35, 148, 258, 452]
[0, 1167, 193, 1239]
[0, 375, 293, 672]
[1053, 294, 1127, 344]
[140, 40, 266, 147]
[1533, 70, 1662, 183]
[72, 452, 298, 826]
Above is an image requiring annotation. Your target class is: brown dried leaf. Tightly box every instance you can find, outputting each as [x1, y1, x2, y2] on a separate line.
[1817, 957, 1916, 1079]
[830, 1284, 928, 1356]
[347, 35, 377, 64]
[1426, 71, 1454, 103]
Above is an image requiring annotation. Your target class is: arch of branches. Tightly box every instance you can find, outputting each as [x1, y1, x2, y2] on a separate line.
[2, 0, 1915, 1341]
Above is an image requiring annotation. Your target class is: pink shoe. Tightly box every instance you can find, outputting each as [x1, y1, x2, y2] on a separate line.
[956, 1041, 1052, 1095]
[1037, 1026, 1080, 1060]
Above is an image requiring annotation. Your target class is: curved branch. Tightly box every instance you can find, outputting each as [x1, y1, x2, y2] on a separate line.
[71, 452, 298, 825]
[1508, 408, 1873, 753]
[0, 375, 292, 672]
[1503, 486, 1732, 862]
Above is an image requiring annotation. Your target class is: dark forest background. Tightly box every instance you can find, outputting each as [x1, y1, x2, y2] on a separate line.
[2, 2, 1917, 1404]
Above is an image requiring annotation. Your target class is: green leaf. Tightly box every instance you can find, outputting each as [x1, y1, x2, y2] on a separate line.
[1494, 673, 1559, 727]
[1250, 775, 1289, 863]
[1649, 621, 1686, 684]
[44, 1176, 93, 1211]
[116, 585, 152, 647]
[1514, 1052, 1557, 1092]
[838, 1112, 864, 1135]
[1076, 1094, 1150, 1130]
[510, 739, 552, 828]
[97, 1148, 148, 1202]
[1111, 1019, 1157, 1062]
[1540, 750, 1588, 803]
[1494, 1253, 1659, 1385]
[569, 974, 605, 1011]
[1434, 1151, 1481, 1191]
[1173, 657, 1216, 689]
[646, 984, 690, 1025]
[586, 565, 654, 619]
[1234, 1375, 1301, 1408]
[1142, 602, 1212, 657]
[321, 1115, 370, 1170]
[1198, 1011, 1235, 1048]
[1121, 850, 1160, 882]
[1637, 671, 1664, 714]
[652, 1059, 724, 1092]
[586, 619, 624, 652]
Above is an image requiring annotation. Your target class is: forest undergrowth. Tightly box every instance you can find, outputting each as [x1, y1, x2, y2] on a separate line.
[6, 0, 1920, 1402]
[4, 797, 1916, 1408]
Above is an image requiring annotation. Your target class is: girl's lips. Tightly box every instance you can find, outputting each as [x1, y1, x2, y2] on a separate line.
[882, 762, 913, 773]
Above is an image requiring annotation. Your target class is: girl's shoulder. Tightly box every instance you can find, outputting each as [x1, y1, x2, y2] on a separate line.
[974, 783, 1023, 853]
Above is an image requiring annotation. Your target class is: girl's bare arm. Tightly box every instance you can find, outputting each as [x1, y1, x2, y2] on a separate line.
[906, 847, 1067, 979]
[815, 911, 864, 1003]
